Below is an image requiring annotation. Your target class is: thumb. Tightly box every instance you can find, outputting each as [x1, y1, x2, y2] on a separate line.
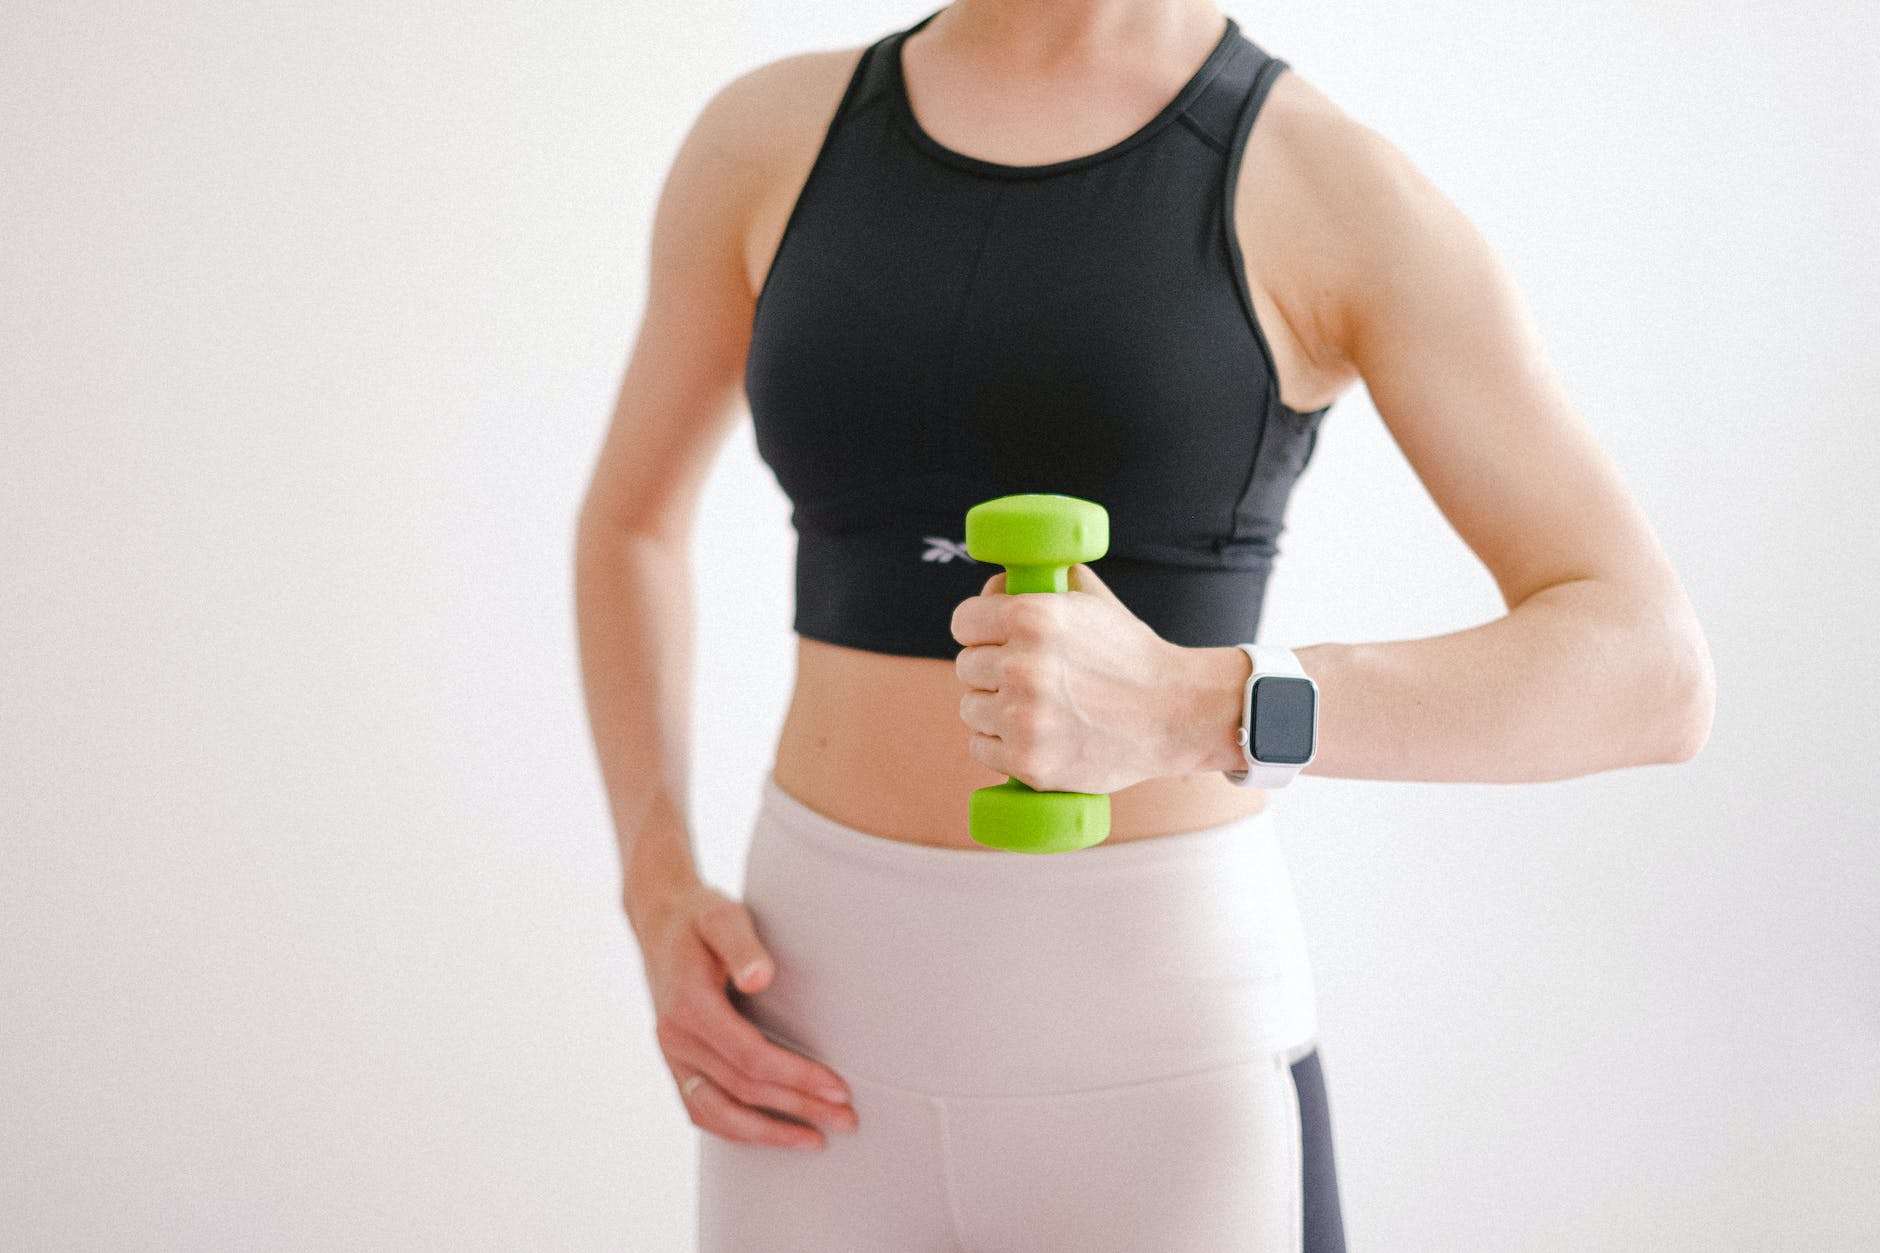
[693, 893, 774, 994]
[1067, 561, 1117, 600]
[980, 569, 1007, 595]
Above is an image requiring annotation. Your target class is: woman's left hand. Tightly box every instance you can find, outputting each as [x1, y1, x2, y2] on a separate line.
[950, 562, 1189, 794]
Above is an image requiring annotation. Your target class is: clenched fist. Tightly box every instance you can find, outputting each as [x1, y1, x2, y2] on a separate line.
[950, 562, 1191, 794]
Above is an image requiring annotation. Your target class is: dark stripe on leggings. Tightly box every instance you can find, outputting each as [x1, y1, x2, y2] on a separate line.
[1289, 1048, 1347, 1253]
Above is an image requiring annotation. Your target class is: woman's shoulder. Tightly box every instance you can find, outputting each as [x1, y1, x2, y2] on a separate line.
[1235, 60, 1482, 392]
[695, 41, 875, 185]
[651, 39, 874, 307]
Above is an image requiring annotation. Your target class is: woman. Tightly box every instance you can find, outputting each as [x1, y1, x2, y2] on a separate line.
[576, 2, 1716, 1249]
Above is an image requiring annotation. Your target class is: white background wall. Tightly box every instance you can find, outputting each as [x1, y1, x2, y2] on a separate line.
[3, 2, 1874, 1249]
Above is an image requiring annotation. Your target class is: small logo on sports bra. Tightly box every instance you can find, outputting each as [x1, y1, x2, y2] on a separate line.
[921, 536, 976, 564]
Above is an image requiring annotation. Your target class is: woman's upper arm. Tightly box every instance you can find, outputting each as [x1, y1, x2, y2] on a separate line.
[577, 64, 778, 541]
[1294, 88, 1691, 616]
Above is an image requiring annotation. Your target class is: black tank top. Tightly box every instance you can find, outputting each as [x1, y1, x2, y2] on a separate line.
[746, 7, 1331, 660]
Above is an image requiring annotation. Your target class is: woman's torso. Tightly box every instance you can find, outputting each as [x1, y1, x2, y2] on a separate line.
[746, 9, 1352, 849]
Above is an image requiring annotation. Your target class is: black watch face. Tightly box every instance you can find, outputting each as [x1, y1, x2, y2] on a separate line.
[1250, 675, 1316, 765]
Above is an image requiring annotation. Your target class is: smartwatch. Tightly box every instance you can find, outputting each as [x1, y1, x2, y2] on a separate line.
[1223, 643, 1319, 788]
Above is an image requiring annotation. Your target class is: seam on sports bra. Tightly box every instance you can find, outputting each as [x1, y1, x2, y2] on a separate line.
[937, 181, 1008, 465]
[1221, 54, 1294, 547]
[1175, 108, 1230, 156]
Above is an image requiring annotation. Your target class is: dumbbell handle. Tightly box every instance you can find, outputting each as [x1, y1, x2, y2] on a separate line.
[1002, 564, 1070, 595]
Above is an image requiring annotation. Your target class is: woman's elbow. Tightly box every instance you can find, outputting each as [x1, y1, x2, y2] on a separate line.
[1654, 622, 1717, 765]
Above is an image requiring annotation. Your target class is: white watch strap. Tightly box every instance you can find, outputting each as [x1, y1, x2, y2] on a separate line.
[1224, 643, 1311, 788]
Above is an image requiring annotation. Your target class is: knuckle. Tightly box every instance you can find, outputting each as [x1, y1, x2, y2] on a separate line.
[722, 1032, 762, 1074]
[665, 996, 702, 1033]
[1010, 747, 1047, 783]
[708, 1065, 756, 1106]
[656, 1010, 695, 1046]
[742, 1042, 790, 1085]
[687, 1088, 763, 1147]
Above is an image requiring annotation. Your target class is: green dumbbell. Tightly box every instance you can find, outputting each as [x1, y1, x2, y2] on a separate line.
[962, 493, 1112, 854]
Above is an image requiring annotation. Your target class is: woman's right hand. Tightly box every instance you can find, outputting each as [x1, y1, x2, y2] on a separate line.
[636, 880, 859, 1151]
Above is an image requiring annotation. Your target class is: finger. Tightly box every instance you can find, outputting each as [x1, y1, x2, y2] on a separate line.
[1067, 561, 1114, 598]
[691, 897, 773, 995]
[951, 582, 1012, 648]
[695, 987, 854, 1106]
[980, 570, 1006, 595]
[687, 1028, 859, 1133]
[662, 1024, 848, 1144]
[967, 730, 1010, 776]
[661, 1025, 829, 1146]
[955, 641, 1001, 692]
[677, 1066, 827, 1151]
[959, 687, 1000, 736]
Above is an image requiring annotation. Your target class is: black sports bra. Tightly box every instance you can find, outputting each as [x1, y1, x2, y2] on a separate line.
[746, 7, 1331, 659]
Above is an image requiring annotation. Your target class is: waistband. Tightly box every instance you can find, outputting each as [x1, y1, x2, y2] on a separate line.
[737, 772, 1318, 1095]
[759, 769, 1280, 884]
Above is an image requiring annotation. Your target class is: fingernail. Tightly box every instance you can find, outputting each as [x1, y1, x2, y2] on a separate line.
[820, 1084, 849, 1104]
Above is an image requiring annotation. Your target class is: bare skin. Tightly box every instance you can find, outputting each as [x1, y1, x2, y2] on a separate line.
[576, 0, 1714, 1153]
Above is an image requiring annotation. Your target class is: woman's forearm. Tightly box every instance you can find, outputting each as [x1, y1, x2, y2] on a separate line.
[574, 514, 703, 936]
[1165, 576, 1714, 783]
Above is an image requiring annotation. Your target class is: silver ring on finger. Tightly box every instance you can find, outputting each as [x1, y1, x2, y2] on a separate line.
[681, 1073, 707, 1100]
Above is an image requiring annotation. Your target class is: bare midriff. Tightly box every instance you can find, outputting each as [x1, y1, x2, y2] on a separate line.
[770, 635, 1269, 851]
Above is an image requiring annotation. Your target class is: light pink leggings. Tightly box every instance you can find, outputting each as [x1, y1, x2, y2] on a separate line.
[697, 772, 1342, 1252]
